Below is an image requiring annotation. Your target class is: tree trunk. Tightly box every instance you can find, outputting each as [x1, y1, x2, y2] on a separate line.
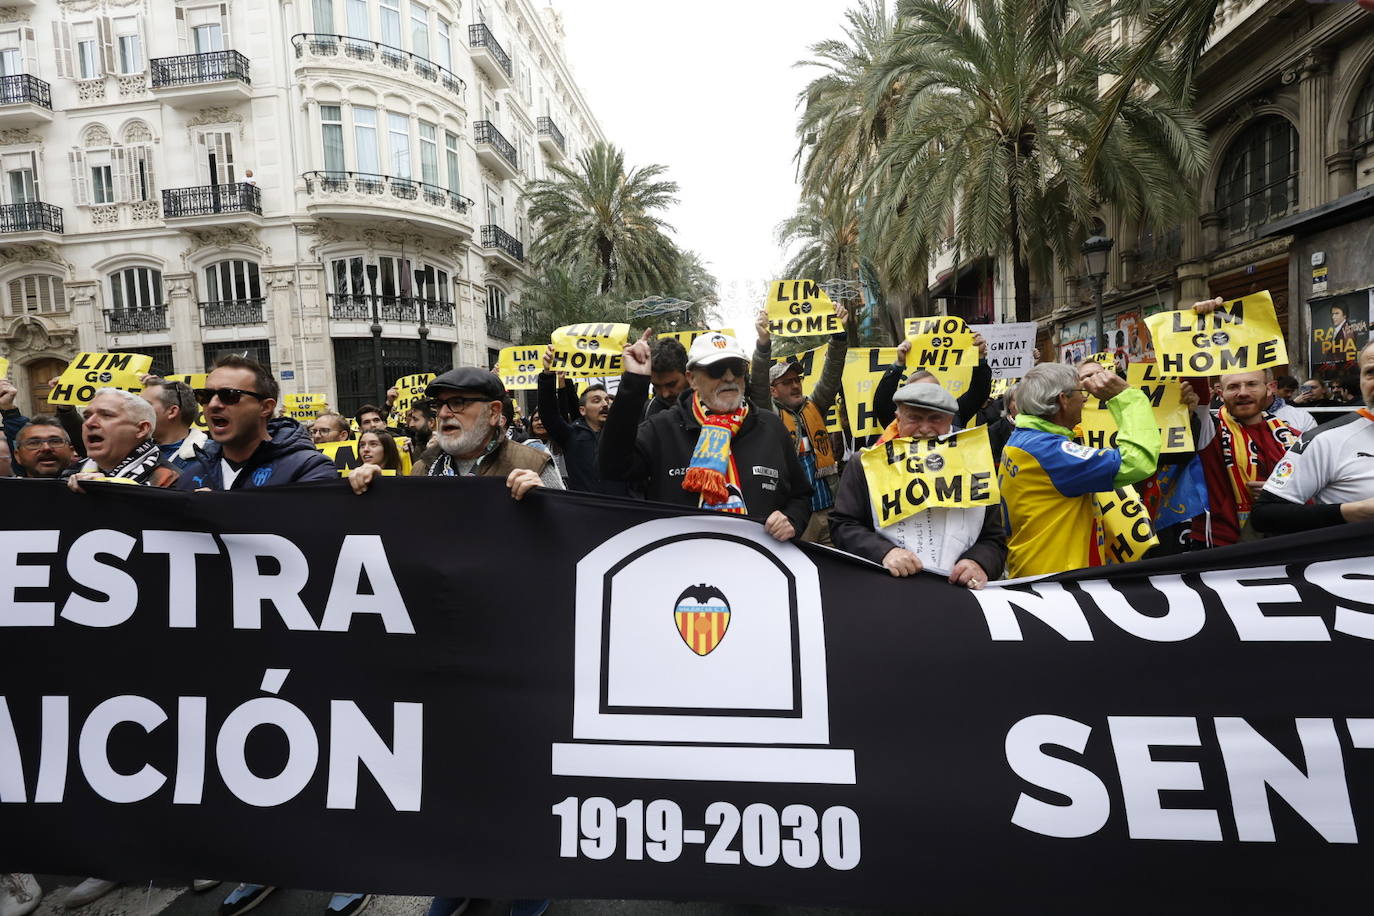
[597, 236, 615, 294]
[1008, 190, 1032, 323]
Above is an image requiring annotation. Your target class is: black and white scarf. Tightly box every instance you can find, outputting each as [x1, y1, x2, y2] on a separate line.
[425, 436, 501, 477]
[81, 439, 162, 484]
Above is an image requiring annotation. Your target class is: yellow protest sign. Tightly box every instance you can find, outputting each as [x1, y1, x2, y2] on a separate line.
[1094, 485, 1158, 564]
[841, 348, 897, 438]
[770, 343, 843, 433]
[549, 323, 628, 377]
[1077, 364, 1195, 455]
[766, 280, 843, 337]
[656, 328, 737, 348]
[318, 438, 412, 476]
[903, 317, 976, 397]
[1144, 291, 1288, 376]
[392, 373, 434, 416]
[48, 352, 153, 406]
[861, 425, 1000, 528]
[1084, 351, 1122, 373]
[282, 393, 328, 422]
[498, 346, 543, 391]
[0, 357, 9, 379]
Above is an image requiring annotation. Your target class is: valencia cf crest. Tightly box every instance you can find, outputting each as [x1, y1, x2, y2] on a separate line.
[674, 583, 731, 656]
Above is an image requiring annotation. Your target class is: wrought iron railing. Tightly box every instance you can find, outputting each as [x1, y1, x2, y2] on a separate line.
[302, 171, 474, 214]
[468, 23, 511, 77]
[150, 50, 251, 88]
[473, 120, 518, 169]
[536, 116, 565, 153]
[200, 298, 265, 327]
[105, 307, 168, 332]
[0, 202, 62, 234]
[162, 182, 262, 218]
[327, 293, 455, 326]
[290, 33, 465, 100]
[0, 74, 52, 109]
[480, 224, 524, 262]
[486, 318, 512, 341]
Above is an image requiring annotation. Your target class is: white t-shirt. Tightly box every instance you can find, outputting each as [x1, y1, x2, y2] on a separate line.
[1262, 411, 1374, 506]
[1272, 400, 1317, 433]
[220, 458, 243, 489]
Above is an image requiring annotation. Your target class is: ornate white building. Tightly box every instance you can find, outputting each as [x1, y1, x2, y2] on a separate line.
[0, 0, 603, 415]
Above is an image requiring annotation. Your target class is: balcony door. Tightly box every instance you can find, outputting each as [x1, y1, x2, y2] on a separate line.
[196, 130, 235, 186]
[2, 152, 38, 205]
[179, 5, 228, 53]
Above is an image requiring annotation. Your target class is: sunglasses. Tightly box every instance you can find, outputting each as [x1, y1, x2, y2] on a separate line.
[194, 387, 268, 406]
[700, 359, 748, 380]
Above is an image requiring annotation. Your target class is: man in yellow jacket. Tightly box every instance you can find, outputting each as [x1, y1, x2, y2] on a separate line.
[998, 362, 1161, 578]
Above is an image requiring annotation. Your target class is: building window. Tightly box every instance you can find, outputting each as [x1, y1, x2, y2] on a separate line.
[414, 263, 449, 301]
[380, 0, 402, 47]
[346, 0, 369, 39]
[486, 285, 506, 322]
[3, 151, 38, 205]
[74, 21, 100, 79]
[1217, 117, 1298, 235]
[419, 121, 439, 186]
[113, 345, 173, 377]
[109, 267, 163, 311]
[312, 0, 334, 34]
[388, 112, 410, 178]
[204, 260, 262, 302]
[113, 17, 142, 73]
[187, 6, 225, 55]
[354, 106, 379, 173]
[410, 1, 429, 60]
[445, 130, 461, 193]
[0, 30, 22, 77]
[204, 340, 272, 374]
[332, 337, 451, 417]
[1354, 68, 1374, 149]
[321, 104, 345, 172]
[89, 152, 115, 204]
[5, 275, 66, 317]
[436, 17, 451, 69]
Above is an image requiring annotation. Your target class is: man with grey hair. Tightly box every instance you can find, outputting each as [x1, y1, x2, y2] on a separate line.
[999, 362, 1160, 578]
[140, 377, 206, 469]
[65, 388, 180, 488]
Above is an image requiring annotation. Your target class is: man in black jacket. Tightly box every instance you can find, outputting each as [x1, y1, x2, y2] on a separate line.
[536, 347, 628, 496]
[600, 330, 812, 540]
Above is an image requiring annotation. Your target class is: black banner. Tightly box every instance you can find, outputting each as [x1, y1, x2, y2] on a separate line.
[2, 479, 1373, 913]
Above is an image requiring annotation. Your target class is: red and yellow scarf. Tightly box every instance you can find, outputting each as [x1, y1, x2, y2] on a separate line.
[1216, 407, 1298, 514]
[682, 395, 748, 514]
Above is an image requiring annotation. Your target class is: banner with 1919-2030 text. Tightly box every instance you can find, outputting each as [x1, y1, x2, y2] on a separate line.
[1, 478, 1372, 913]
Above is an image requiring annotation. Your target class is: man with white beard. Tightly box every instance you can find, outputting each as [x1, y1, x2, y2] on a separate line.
[349, 367, 560, 497]
[600, 330, 812, 541]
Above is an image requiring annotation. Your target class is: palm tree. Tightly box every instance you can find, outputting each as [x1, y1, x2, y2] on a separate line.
[776, 180, 861, 283]
[514, 262, 627, 344]
[524, 142, 681, 296]
[664, 250, 721, 327]
[861, 0, 1209, 322]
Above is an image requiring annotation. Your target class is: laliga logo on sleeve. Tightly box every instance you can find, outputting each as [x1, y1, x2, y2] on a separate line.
[553, 516, 855, 784]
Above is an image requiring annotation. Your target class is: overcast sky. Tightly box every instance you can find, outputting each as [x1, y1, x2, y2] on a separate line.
[555, 0, 853, 348]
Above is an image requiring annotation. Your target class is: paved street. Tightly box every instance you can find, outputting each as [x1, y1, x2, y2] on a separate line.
[26, 879, 897, 916]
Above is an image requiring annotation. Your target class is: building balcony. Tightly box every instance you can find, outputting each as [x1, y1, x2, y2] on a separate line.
[0, 0, 38, 8]
[162, 182, 262, 227]
[301, 171, 475, 236]
[0, 74, 53, 128]
[474, 120, 519, 180]
[105, 307, 168, 333]
[200, 298, 265, 327]
[537, 116, 566, 160]
[0, 201, 63, 238]
[480, 224, 524, 270]
[149, 51, 251, 106]
[468, 23, 511, 90]
[326, 293, 456, 327]
[486, 317, 512, 341]
[291, 34, 465, 106]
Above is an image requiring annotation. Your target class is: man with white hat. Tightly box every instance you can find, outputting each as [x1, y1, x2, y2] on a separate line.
[600, 329, 813, 541]
[830, 381, 1006, 585]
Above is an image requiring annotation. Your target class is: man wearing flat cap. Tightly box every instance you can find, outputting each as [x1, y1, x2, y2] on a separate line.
[830, 381, 1006, 587]
[748, 306, 848, 543]
[601, 329, 813, 541]
[349, 367, 562, 498]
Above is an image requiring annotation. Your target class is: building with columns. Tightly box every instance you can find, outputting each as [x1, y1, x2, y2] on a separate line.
[1043, 0, 1374, 376]
[0, 0, 602, 417]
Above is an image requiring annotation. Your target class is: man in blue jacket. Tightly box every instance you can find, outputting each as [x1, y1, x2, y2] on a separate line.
[177, 354, 336, 490]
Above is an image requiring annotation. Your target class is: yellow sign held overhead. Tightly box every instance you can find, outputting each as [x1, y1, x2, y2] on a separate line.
[498, 346, 543, 391]
[282, 393, 328, 422]
[1144, 291, 1288, 376]
[861, 425, 999, 528]
[656, 328, 737, 348]
[903, 316, 976, 397]
[1077, 362, 1196, 455]
[766, 280, 843, 337]
[549, 323, 629, 377]
[48, 352, 153, 406]
[392, 373, 434, 416]
[841, 347, 896, 438]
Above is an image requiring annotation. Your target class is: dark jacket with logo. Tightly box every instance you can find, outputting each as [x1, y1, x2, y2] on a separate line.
[177, 417, 337, 490]
[537, 371, 627, 496]
[599, 373, 813, 537]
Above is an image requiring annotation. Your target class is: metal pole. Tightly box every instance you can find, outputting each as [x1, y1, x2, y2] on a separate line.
[367, 264, 384, 405]
[415, 270, 429, 374]
[1093, 275, 1105, 355]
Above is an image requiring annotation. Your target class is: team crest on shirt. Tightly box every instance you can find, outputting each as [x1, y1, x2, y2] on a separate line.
[674, 583, 731, 656]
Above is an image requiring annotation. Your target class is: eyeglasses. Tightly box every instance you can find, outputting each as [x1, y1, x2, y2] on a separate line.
[17, 436, 69, 450]
[432, 394, 494, 413]
[194, 387, 267, 406]
[701, 359, 748, 380]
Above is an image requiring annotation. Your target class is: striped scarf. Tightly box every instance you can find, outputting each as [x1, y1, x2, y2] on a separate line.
[1216, 408, 1297, 515]
[682, 395, 748, 514]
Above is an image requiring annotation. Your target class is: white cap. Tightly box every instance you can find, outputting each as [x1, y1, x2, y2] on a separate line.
[686, 332, 748, 368]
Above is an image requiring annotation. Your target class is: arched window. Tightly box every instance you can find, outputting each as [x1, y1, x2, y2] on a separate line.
[1216, 116, 1298, 235]
[1353, 67, 1374, 150]
[106, 266, 165, 332]
[201, 259, 263, 326]
[5, 274, 66, 316]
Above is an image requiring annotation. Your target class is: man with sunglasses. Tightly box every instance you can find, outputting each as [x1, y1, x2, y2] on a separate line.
[600, 330, 812, 541]
[177, 354, 335, 490]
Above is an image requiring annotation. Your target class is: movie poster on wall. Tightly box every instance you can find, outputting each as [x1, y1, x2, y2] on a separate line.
[1309, 290, 1371, 372]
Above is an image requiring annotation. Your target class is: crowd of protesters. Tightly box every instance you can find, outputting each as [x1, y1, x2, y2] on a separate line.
[3, 296, 1374, 916]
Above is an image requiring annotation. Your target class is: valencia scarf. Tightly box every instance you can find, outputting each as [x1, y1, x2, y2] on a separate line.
[1216, 407, 1297, 515]
[682, 394, 748, 514]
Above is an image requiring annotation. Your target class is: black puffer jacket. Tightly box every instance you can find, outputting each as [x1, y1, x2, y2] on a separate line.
[599, 373, 813, 537]
[177, 417, 337, 490]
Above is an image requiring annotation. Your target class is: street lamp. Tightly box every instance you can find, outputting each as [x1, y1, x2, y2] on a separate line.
[366, 263, 385, 404]
[414, 268, 429, 373]
[1081, 234, 1114, 354]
